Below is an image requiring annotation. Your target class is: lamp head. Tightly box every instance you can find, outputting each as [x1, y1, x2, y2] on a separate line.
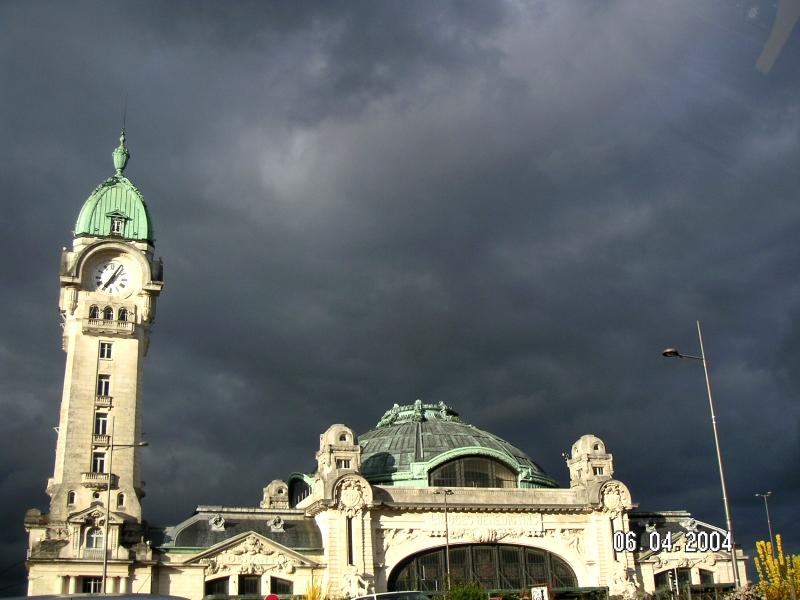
[137, 441, 149, 447]
[662, 348, 681, 358]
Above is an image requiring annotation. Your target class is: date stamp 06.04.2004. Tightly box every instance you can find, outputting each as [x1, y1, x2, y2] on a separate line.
[613, 529, 732, 553]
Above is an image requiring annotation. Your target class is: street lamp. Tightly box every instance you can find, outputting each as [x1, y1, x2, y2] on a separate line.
[433, 489, 454, 592]
[102, 416, 148, 593]
[662, 320, 740, 588]
[755, 491, 775, 554]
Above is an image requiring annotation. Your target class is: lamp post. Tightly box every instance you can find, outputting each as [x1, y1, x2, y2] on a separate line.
[755, 491, 775, 554]
[102, 416, 148, 593]
[433, 489, 454, 592]
[662, 320, 740, 588]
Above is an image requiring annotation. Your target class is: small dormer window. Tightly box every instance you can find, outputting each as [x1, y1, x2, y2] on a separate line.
[593, 466, 604, 475]
[593, 443, 601, 451]
[339, 434, 348, 442]
[336, 459, 351, 469]
[110, 217, 124, 235]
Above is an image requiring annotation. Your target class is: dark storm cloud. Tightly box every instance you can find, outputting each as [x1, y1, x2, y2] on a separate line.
[2, 0, 800, 594]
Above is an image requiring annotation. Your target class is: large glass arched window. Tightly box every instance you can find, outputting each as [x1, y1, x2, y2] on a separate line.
[429, 457, 517, 488]
[118, 308, 128, 322]
[103, 306, 114, 321]
[89, 305, 99, 319]
[389, 544, 577, 592]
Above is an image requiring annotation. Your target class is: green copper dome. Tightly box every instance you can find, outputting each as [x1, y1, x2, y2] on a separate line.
[74, 131, 154, 242]
[359, 400, 558, 488]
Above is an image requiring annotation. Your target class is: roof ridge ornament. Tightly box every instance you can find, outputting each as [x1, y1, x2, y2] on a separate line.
[112, 129, 130, 175]
[374, 400, 461, 428]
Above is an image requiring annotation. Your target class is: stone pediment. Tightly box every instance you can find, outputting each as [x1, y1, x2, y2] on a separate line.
[66, 504, 124, 526]
[186, 532, 317, 577]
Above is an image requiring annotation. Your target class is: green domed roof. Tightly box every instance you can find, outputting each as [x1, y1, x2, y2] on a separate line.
[359, 400, 558, 488]
[74, 131, 154, 242]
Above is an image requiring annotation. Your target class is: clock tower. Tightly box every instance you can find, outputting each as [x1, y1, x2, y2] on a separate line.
[42, 131, 163, 525]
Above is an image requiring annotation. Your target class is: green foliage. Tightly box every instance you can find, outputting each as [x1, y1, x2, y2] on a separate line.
[448, 581, 488, 600]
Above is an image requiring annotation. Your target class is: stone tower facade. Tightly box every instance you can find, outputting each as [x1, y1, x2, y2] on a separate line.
[25, 132, 163, 595]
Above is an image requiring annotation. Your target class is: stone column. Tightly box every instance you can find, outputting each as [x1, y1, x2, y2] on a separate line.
[56, 575, 66, 594]
[68, 576, 78, 594]
[119, 576, 130, 593]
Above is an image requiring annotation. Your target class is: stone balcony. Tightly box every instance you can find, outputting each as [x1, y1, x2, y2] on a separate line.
[79, 548, 107, 560]
[82, 319, 134, 335]
[92, 434, 110, 446]
[81, 472, 117, 490]
[95, 395, 112, 407]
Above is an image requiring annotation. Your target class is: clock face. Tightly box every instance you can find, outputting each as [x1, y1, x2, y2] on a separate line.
[93, 260, 132, 296]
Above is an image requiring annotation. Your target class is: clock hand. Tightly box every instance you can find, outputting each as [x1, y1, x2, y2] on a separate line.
[102, 265, 123, 290]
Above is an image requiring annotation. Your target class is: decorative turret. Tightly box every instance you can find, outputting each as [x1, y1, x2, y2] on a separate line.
[568, 434, 613, 488]
[316, 424, 361, 483]
[260, 479, 290, 509]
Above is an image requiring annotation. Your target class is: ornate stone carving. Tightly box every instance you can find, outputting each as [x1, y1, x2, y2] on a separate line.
[432, 513, 555, 542]
[611, 568, 638, 600]
[680, 518, 698, 533]
[411, 399, 425, 422]
[209, 514, 225, 531]
[559, 528, 584, 557]
[341, 570, 373, 597]
[336, 478, 367, 516]
[380, 515, 575, 553]
[376, 404, 401, 428]
[64, 287, 77, 315]
[203, 535, 299, 577]
[270, 516, 284, 533]
[379, 528, 420, 551]
[601, 481, 631, 517]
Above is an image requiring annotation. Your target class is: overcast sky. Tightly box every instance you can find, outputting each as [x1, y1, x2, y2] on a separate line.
[2, 0, 799, 594]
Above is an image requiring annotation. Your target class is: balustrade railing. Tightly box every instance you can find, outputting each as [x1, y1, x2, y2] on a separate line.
[82, 319, 134, 334]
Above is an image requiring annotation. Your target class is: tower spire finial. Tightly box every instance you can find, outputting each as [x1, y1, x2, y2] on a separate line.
[112, 129, 129, 175]
[112, 94, 130, 175]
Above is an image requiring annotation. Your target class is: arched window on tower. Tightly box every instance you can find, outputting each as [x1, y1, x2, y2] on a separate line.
[67, 491, 76, 506]
[118, 308, 128, 322]
[103, 306, 114, 321]
[89, 305, 99, 319]
[117, 493, 125, 508]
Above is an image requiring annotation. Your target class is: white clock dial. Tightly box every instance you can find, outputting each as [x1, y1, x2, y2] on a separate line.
[93, 260, 131, 296]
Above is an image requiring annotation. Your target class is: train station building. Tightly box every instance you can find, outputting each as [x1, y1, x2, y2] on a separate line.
[24, 135, 746, 599]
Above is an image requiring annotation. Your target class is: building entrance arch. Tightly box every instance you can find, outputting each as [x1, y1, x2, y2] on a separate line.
[388, 543, 577, 592]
